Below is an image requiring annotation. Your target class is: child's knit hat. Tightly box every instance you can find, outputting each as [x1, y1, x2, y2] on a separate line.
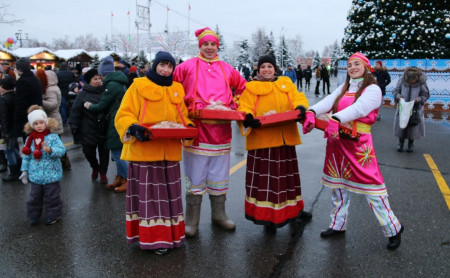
[27, 109, 48, 126]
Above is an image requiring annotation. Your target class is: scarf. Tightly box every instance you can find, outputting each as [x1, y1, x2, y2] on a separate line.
[146, 69, 173, 87]
[22, 129, 51, 159]
[197, 53, 220, 63]
[83, 84, 105, 94]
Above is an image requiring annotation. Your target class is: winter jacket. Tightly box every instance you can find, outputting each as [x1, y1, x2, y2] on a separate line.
[374, 68, 391, 95]
[115, 76, 193, 162]
[295, 67, 303, 80]
[56, 69, 75, 98]
[283, 69, 297, 83]
[315, 68, 322, 80]
[393, 67, 429, 140]
[14, 70, 42, 137]
[68, 84, 105, 146]
[21, 133, 65, 185]
[88, 71, 128, 150]
[42, 71, 63, 135]
[303, 68, 312, 81]
[321, 67, 330, 81]
[0, 90, 15, 138]
[173, 56, 247, 155]
[238, 76, 309, 150]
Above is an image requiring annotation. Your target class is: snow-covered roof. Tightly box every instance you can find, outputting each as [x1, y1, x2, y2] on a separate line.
[53, 49, 92, 60]
[0, 46, 18, 58]
[88, 51, 121, 60]
[12, 47, 57, 58]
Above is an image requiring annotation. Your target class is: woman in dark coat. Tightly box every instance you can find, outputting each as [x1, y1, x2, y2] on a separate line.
[68, 69, 109, 183]
[84, 56, 129, 192]
[393, 67, 429, 152]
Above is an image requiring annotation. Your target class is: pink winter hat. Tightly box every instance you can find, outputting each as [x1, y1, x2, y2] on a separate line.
[348, 52, 373, 73]
[195, 27, 219, 48]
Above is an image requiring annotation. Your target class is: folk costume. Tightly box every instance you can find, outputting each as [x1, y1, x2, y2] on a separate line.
[115, 51, 193, 252]
[306, 52, 403, 249]
[238, 73, 309, 228]
[173, 27, 247, 236]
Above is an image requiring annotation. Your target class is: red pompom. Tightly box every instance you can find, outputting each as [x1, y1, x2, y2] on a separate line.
[22, 146, 31, 155]
[33, 150, 42, 159]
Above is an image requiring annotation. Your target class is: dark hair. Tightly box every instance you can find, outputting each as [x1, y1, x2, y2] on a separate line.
[332, 70, 376, 113]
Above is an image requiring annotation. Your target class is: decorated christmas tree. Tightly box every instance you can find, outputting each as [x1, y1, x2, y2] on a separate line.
[342, 0, 450, 59]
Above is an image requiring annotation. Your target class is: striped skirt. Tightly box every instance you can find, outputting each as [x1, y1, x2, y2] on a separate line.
[245, 146, 304, 228]
[126, 161, 185, 250]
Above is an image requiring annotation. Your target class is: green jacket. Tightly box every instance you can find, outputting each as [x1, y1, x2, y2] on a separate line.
[88, 71, 128, 150]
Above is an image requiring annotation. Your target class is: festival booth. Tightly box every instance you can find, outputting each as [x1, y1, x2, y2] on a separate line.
[338, 59, 450, 122]
[0, 47, 17, 65]
[12, 47, 59, 69]
[54, 49, 92, 69]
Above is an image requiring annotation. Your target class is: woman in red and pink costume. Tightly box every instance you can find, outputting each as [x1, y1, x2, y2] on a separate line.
[173, 27, 247, 237]
[302, 52, 404, 250]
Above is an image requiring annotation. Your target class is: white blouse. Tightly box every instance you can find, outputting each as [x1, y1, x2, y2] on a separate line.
[309, 78, 382, 124]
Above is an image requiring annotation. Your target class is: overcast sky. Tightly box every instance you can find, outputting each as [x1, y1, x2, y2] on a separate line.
[1, 0, 353, 53]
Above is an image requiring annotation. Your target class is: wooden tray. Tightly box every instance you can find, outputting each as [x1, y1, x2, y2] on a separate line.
[191, 109, 246, 121]
[141, 124, 198, 139]
[255, 110, 299, 127]
[314, 118, 360, 141]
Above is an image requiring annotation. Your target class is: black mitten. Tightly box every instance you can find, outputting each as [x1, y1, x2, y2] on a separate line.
[243, 113, 261, 128]
[295, 105, 307, 122]
[129, 124, 151, 142]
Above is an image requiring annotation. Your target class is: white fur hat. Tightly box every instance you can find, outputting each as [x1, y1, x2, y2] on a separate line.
[28, 109, 48, 126]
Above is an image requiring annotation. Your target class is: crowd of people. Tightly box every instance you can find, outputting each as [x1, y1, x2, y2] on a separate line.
[0, 26, 431, 256]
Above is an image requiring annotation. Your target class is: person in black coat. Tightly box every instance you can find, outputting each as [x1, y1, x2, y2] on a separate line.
[321, 64, 330, 94]
[13, 58, 43, 140]
[374, 61, 391, 120]
[68, 69, 109, 183]
[57, 62, 75, 125]
[0, 75, 22, 181]
[295, 65, 303, 89]
[303, 65, 312, 92]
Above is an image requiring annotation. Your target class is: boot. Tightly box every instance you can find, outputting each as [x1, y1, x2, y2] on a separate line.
[185, 193, 202, 238]
[114, 177, 127, 193]
[60, 153, 71, 170]
[407, 140, 414, 153]
[2, 164, 21, 182]
[0, 150, 7, 172]
[397, 139, 405, 152]
[106, 175, 122, 190]
[100, 174, 108, 184]
[209, 194, 235, 231]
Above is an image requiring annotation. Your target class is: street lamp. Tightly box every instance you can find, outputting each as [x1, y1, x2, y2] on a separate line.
[15, 29, 22, 47]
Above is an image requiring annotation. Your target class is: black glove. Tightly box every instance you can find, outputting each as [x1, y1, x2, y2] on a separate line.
[186, 124, 195, 140]
[129, 124, 151, 142]
[243, 113, 261, 128]
[295, 105, 307, 122]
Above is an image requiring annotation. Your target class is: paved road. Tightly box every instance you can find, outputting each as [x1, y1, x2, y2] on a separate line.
[1, 78, 449, 277]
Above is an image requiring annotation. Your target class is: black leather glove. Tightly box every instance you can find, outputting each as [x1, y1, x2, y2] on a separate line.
[295, 105, 307, 122]
[186, 124, 195, 140]
[129, 124, 151, 142]
[243, 113, 261, 128]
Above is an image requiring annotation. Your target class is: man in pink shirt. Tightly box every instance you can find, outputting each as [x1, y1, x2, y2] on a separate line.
[173, 27, 247, 237]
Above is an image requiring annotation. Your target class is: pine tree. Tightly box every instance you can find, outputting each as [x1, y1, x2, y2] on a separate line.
[215, 24, 226, 54]
[277, 35, 293, 69]
[329, 40, 345, 73]
[91, 54, 100, 68]
[237, 39, 251, 69]
[342, 0, 450, 59]
[137, 50, 149, 66]
[313, 52, 321, 69]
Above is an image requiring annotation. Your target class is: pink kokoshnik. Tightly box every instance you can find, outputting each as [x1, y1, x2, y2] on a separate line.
[321, 91, 386, 195]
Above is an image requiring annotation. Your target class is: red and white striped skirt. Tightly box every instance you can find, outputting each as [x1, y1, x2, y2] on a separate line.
[245, 146, 304, 228]
[126, 161, 185, 250]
